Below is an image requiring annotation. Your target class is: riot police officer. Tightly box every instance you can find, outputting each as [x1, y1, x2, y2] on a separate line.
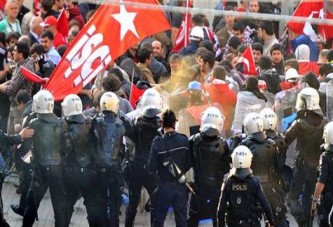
[241, 112, 288, 226]
[0, 127, 34, 227]
[90, 92, 126, 227]
[148, 109, 191, 227]
[285, 87, 326, 226]
[61, 94, 104, 227]
[217, 145, 275, 227]
[311, 121, 333, 226]
[188, 107, 230, 227]
[124, 89, 163, 227]
[22, 90, 69, 227]
[260, 108, 292, 193]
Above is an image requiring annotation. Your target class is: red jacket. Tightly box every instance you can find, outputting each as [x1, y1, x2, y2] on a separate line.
[204, 80, 237, 132]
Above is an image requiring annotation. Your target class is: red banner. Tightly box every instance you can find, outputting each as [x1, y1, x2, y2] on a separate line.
[45, 0, 170, 101]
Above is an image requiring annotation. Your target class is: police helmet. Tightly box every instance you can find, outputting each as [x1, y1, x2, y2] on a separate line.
[100, 92, 119, 113]
[32, 90, 54, 114]
[189, 26, 204, 42]
[140, 88, 162, 118]
[323, 122, 333, 146]
[61, 94, 82, 117]
[260, 108, 277, 131]
[231, 145, 253, 169]
[295, 87, 321, 112]
[243, 112, 264, 135]
[200, 107, 225, 135]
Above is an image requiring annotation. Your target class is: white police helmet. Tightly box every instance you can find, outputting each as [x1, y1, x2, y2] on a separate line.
[232, 145, 253, 169]
[32, 90, 54, 114]
[260, 108, 277, 131]
[200, 107, 225, 135]
[243, 112, 264, 135]
[140, 88, 163, 118]
[100, 92, 119, 113]
[323, 122, 333, 146]
[295, 87, 321, 111]
[61, 94, 82, 117]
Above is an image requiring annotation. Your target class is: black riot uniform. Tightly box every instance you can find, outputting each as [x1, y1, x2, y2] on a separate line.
[0, 130, 25, 227]
[188, 132, 231, 227]
[312, 144, 333, 227]
[63, 114, 104, 227]
[240, 132, 288, 227]
[90, 111, 126, 227]
[23, 113, 69, 227]
[285, 111, 325, 226]
[217, 168, 275, 227]
[265, 129, 292, 193]
[148, 130, 191, 227]
[124, 115, 160, 227]
[11, 108, 35, 217]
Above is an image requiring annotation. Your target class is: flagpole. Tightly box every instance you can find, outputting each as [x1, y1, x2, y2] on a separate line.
[184, 0, 190, 47]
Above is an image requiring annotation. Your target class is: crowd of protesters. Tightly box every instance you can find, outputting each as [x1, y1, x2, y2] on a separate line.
[0, 0, 332, 226]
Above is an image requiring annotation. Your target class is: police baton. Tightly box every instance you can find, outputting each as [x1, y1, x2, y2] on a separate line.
[185, 182, 195, 195]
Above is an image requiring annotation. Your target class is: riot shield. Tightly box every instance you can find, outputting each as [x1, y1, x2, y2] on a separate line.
[326, 80, 333, 122]
[274, 87, 299, 133]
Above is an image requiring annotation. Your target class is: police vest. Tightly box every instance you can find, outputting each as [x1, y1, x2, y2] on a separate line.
[65, 117, 92, 168]
[29, 115, 63, 166]
[227, 176, 260, 221]
[241, 136, 277, 183]
[191, 133, 229, 187]
[133, 116, 161, 163]
[92, 116, 125, 167]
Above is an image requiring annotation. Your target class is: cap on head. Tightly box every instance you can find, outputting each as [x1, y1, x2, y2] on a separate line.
[40, 16, 57, 27]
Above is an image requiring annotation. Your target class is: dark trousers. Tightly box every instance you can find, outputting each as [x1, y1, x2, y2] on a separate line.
[289, 161, 317, 226]
[153, 181, 188, 227]
[95, 167, 122, 227]
[187, 185, 220, 227]
[22, 165, 70, 227]
[125, 163, 157, 227]
[262, 182, 288, 227]
[64, 168, 106, 227]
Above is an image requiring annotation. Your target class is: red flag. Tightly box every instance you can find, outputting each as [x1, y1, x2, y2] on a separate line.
[44, 0, 170, 101]
[287, 0, 333, 42]
[172, 1, 192, 52]
[129, 83, 145, 108]
[57, 9, 69, 38]
[20, 66, 46, 84]
[236, 46, 257, 76]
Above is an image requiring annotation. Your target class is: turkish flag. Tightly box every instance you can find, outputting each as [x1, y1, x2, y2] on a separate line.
[45, 0, 170, 101]
[57, 9, 69, 38]
[287, 0, 333, 41]
[235, 46, 257, 76]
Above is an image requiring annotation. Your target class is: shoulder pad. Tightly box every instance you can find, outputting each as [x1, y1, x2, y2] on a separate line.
[191, 133, 202, 145]
[266, 138, 276, 145]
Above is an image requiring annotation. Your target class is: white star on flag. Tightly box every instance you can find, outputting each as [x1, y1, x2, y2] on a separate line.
[112, 3, 139, 40]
